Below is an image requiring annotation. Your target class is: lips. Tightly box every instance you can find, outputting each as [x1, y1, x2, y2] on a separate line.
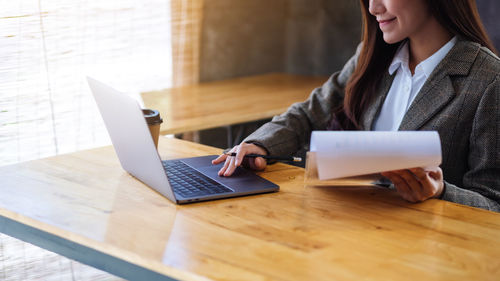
[378, 17, 396, 28]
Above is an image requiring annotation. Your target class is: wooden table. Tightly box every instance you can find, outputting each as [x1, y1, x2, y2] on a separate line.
[141, 73, 328, 135]
[1, 138, 500, 281]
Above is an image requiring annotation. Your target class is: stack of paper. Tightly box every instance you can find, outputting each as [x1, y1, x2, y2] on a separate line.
[309, 131, 442, 180]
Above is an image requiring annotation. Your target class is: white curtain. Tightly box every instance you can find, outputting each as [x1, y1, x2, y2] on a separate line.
[0, 0, 173, 166]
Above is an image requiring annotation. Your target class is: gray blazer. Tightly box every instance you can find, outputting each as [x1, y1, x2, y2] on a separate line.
[244, 37, 500, 212]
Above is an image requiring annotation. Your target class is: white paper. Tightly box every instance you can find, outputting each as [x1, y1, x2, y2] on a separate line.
[310, 131, 442, 180]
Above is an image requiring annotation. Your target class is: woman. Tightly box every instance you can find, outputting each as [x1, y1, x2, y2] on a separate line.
[213, 0, 500, 211]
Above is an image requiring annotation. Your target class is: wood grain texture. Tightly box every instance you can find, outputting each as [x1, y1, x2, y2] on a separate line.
[141, 73, 328, 135]
[1, 137, 500, 281]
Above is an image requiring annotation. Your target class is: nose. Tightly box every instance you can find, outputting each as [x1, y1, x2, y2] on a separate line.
[368, 0, 385, 16]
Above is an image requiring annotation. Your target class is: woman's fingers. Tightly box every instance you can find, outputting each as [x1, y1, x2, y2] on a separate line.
[214, 143, 268, 177]
[234, 145, 246, 167]
[409, 168, 433, 198]
[382, 171, 417, 202]
[411, 167, 444, 198]
[212, 153, 228, 165]
[409, 167, 427, 181]
[218, 155, 233, 176]
[216, 146, 236, 176]
[384, 167, 445, 203]
[223, 156, 237, 176]
[243, 156, 267, 171]
[397, 169, 425, 200]
[249, 156, 267, 170]
[428, 167, 443, 181]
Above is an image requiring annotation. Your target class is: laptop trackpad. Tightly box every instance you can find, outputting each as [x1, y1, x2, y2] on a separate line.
[180, 155, 279, 191]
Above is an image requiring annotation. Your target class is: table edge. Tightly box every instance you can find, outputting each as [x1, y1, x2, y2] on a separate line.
[0, 211, 211, 281]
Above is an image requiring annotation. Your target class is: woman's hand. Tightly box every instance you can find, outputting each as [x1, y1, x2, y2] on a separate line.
[381, 167, 444, 203]
[212, 143, 268, 177]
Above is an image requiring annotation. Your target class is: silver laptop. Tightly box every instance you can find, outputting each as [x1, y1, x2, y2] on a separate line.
[87, 77, 279, 204]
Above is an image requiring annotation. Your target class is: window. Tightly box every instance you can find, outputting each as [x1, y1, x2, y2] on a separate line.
[0, 0, 173, 166]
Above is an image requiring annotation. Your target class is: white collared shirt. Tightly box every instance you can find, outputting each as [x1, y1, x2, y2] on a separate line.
[373, 36, 457, 131]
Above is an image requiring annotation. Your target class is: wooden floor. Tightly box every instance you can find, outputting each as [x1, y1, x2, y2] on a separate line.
[0, 233, 124, 281]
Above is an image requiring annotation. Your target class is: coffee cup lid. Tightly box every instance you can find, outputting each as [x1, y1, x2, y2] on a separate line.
[142, 109, 163, 125]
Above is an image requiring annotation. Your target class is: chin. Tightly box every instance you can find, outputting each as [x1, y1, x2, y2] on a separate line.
[382, 33, 404, 45]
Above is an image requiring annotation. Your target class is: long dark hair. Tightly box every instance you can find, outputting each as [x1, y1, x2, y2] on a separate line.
[331, 0, 497, 130]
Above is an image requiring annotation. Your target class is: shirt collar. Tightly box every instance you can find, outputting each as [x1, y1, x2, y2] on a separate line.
[388, 41, 409, 75]
[388, 36, 458, 77]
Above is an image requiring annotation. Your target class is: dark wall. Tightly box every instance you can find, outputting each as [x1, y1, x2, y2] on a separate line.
[284, 0, 361, 75]
[476, 0, 500, 52]
[199, 0, 362, 81]
[200, 0, 287, 82]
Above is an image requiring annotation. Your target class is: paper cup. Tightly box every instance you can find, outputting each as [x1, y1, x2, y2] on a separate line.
[142, 109, 163, 148]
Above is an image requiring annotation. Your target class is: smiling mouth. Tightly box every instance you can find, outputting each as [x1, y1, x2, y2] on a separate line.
[378, 17, 396, 27]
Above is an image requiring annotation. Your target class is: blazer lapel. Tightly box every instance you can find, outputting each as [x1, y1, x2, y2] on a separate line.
[398, 76, 455, 130]
[399, 39, 479, 130]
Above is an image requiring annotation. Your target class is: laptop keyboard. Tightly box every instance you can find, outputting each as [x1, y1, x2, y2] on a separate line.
[162, 160, 233, 198]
